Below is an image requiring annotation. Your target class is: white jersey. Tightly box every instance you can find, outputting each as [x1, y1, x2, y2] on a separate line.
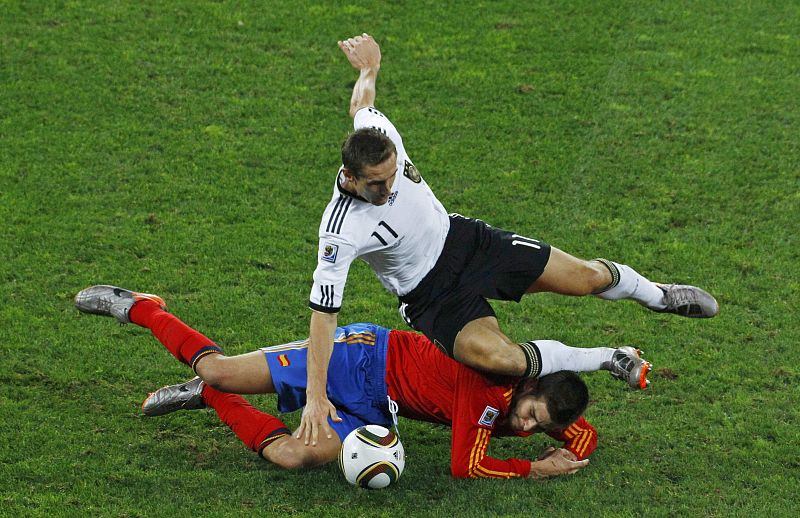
[309, 107, 450, 313]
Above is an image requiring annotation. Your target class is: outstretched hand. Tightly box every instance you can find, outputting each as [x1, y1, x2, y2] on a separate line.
[338, 33, 381, 70]
[530, 447, 587, 479]
[296, 394, 342, 447]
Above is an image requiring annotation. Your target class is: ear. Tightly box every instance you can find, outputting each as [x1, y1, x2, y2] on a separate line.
[341, 167, 357, 182]
[518, 377, 539, 396]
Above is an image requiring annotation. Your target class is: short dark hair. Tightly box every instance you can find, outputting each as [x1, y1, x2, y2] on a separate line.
[341, 128, 396, 178]
[514, 371, 589, 428]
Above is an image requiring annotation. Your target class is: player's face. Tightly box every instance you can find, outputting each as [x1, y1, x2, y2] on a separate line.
[351, 153, 398, 206]
[510, 395, 553, 434]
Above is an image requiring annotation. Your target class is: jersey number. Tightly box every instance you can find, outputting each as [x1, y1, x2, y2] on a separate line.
[511, 234, 541, 249]
[371, 221, 399, 246]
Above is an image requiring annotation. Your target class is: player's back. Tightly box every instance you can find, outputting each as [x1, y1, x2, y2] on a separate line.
[384, 329, 462, 425]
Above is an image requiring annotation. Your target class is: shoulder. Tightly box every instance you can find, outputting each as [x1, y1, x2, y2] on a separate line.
[319, 194, 383, 246]
[456, 367, 515, 412]
[354, 106, 390, 127]
[354, 107, 406, 151]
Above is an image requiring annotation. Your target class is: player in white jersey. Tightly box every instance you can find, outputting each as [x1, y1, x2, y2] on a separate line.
[298, 34, 719, 446]
[309, 106, 450, 306]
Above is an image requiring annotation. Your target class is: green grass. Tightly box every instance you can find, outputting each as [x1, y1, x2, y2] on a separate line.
[2, 0, 799, 516]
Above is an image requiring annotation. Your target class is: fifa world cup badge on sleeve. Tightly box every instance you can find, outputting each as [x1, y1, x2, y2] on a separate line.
[322, 243, 339, 263]
[479, 406, 499, 427]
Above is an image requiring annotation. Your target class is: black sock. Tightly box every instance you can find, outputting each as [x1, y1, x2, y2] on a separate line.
[518, 341, 542, 378]
[592, 258, 621, 294]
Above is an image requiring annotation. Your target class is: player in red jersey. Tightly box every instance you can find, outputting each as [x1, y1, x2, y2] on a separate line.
[75, 286, 648, 479]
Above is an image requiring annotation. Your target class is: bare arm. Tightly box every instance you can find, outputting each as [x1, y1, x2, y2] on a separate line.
[295, 310, 342, 446]
[338, 33, 381, 118]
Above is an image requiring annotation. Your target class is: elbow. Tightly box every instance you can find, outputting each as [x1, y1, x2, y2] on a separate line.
[349, 102, 369, 119]
[450, 464, 474, 479]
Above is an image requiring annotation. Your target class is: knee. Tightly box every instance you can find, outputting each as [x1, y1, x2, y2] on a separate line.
[268, 450, 309, 471]
[454, 334, 525, 376]
[263, 440, 324, 470]
[195, 357, 233, 391]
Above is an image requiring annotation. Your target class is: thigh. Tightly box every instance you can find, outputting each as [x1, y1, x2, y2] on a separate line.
[453, 316, 525, 376]
[196, 351, 274, 394]
[525, 247, 601, 295]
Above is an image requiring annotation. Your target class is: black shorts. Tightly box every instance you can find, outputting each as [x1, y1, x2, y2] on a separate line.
[398, 214, 551, 357]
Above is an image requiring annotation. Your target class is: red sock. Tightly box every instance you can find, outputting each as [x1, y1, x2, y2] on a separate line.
[129, 300, 223, 370]
[202, 385, 291, 454]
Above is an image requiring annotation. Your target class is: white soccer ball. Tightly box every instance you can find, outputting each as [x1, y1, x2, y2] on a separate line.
[339, 425, 405, 489]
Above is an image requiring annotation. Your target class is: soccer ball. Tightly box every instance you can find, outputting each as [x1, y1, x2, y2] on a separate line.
[339, 425, 405, 489]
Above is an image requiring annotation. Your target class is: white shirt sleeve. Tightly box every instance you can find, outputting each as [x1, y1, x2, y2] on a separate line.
[353, 107, 408, 159]
[308, 237, 357, 313]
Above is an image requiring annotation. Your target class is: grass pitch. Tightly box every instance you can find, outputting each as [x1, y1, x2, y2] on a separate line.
[2, 1, 799, 516]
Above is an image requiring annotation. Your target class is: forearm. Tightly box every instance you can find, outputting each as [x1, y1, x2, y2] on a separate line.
[454, 454, 582, 480]
[546, 416, 598, 460]
[349, 66, 379, 118]
[307, 310, 338, 398]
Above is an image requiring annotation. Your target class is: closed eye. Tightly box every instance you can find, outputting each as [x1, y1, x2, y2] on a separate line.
[368, 171, 396, 187]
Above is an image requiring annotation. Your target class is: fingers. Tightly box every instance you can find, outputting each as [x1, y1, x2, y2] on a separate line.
[294, 420, 306, 441]
[338, 33, 372, 52]
[311, 423, 320, 447]
[537, 446, 556, 458]
[549, 455, 589, 476]
[567, 459, 589, 474]
[295, 415, 318, 446]
[562, 458, 589, 475]
[557, 448, 578, 462]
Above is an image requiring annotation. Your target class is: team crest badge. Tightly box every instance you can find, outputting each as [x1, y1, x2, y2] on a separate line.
[322, 243, 339, 263]
[479, 406, 500, 428]
[403, 160, 422, 183]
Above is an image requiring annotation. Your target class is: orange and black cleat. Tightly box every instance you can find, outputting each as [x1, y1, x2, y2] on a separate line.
[607, 346, 652, 390]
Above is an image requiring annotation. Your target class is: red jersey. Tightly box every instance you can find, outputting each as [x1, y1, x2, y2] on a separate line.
[384, 330, 597, 479]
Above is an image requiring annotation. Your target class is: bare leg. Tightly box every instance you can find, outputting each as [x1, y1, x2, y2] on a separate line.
[526, 247, 674, 311]
[453, 316, 527, 376]
[527, 247, 610, 295]
[453, 316, 617, 380]
[195, 351, 274, 394]
[261, 433, 342, 469]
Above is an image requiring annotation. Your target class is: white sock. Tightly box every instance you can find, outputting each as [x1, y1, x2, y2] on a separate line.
[595, 262, 666, 310]
[534, 340, 615, 377]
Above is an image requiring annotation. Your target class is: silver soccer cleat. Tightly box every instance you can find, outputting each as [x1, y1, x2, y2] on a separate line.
[606, 346, 652, 390]
[75, 285, 166, 324]
[655, 284, 719, 318]
[142, 377, 206, 417]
